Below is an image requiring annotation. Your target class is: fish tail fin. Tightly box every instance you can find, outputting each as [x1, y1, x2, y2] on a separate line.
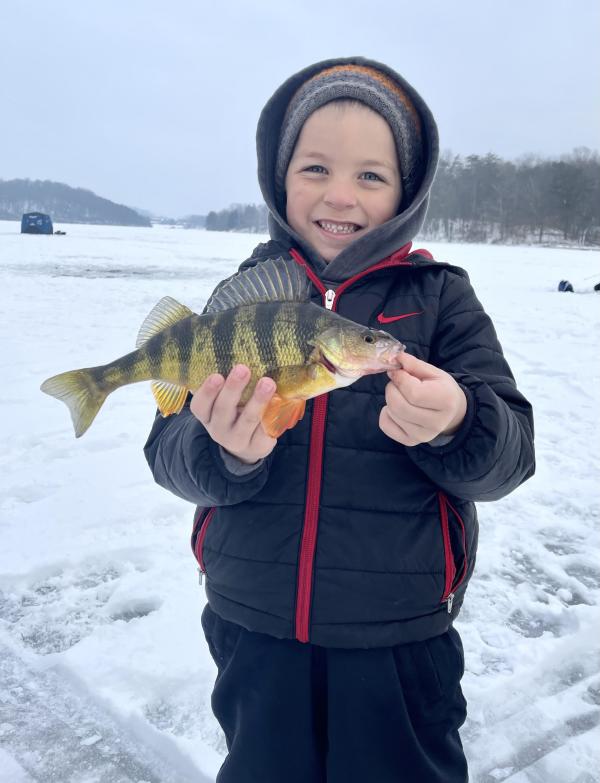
[41, 368, 109, 437]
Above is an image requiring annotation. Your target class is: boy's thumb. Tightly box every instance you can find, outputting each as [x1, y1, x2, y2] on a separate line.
[393, 351, 442, 381]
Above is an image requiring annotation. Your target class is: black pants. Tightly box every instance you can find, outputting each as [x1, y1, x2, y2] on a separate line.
[202, 605, 468, 783]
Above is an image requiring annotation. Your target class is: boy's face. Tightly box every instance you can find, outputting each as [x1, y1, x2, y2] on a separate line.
[284, 102, 402, 262]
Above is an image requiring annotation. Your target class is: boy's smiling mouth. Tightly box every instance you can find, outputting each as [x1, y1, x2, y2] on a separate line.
[315, 219, 363, 236]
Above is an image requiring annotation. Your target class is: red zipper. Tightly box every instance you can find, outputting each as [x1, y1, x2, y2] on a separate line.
[289, 244, 417, 642]
[438, 492, 468, 611]
[290, 243, 415, 300]
[194, 507, 216, 575]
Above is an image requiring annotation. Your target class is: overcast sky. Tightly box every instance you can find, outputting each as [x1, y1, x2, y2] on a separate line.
[1, 0, 598, 217]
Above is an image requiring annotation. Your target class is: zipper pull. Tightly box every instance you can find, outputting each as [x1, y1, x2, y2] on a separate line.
[446, 592, 455, 613]
[324, 289, 336, 310]
[197, 567, 204, 586]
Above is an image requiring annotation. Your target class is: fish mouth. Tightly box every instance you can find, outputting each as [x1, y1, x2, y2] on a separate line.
[318, 352, 363, 379]
[349, 342, 406, 376]
[379, 342, 406, 366]
[317, 350, 357, 378]
[313, 335, 405, 380]
[319, 352, 339, 375]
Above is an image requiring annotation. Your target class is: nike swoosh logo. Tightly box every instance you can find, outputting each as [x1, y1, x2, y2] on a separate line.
[377, 310, 423, 324]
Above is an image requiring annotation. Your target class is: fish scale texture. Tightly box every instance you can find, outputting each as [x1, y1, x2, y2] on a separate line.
[144, 242, 535, 649]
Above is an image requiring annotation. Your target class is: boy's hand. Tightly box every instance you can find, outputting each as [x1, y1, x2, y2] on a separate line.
[191, 364, 278, 464]
[379, 353, 467, 447]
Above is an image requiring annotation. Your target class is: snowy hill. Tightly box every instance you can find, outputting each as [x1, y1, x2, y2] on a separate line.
[0, 179, 152, 227]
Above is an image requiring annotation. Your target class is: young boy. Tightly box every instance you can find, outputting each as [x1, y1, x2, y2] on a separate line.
[144, 57, 535, 782]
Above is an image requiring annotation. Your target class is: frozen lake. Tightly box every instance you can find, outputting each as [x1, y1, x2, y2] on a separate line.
[1, 220, 599, 782]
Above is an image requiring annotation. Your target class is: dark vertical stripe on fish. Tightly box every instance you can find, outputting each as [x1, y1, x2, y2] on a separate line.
[254, 303, 274, 373]
[212, 307, 237, 376]
[175, 319, 192, 384]
[290, 306, 306, 363]
[147, 331, 167, 379]
[192, 315, 216, 381]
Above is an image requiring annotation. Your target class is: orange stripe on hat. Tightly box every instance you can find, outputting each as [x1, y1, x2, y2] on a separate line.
[304, 64, 422, 129]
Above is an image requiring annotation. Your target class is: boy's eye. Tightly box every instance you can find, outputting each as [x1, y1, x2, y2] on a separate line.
[360, 171, 384, 182]
[302, 164, 327, 174]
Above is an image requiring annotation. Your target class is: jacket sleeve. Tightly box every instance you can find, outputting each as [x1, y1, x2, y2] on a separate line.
[405, 271, 535, 502]
[144, 402, 272, 506]
[142, 240, 287, 506]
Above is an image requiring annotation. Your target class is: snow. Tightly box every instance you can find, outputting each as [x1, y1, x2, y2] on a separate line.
[1, 219, 599, 782]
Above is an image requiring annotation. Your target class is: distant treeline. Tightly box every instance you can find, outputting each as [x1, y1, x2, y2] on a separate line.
[204, 203, 269, 233]
[200, 149, 600, 246]
[0, 179, 151, 227]
[424, 148, 600, 245]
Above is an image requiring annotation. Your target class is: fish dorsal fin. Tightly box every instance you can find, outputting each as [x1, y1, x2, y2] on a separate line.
[205, 257, 311, 313]
[151, 381, 189, 417]
[136, 296, 194, 348]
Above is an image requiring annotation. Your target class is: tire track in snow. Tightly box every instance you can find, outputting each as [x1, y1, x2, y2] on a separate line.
[0, 641, 208, 783]
[475, 711, 599, 783]
[464, 620, 600, 782]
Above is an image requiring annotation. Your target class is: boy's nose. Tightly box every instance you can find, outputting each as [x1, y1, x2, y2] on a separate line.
[323, 179, 357, 210]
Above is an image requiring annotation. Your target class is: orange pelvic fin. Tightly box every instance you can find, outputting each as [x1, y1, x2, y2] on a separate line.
[262, 395, 306, 438]
[151, 381, 189, 416]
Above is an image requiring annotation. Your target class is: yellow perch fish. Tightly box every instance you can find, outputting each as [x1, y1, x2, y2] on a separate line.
[41, 258, 404, 438]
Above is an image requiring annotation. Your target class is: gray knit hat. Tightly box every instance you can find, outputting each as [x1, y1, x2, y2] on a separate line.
[274, 63, 424, 210]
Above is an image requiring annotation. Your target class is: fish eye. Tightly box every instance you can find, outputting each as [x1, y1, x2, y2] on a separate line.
[363, 334, 375, 344]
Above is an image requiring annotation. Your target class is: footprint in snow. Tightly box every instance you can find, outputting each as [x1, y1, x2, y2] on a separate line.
[0, 560, 161, 654]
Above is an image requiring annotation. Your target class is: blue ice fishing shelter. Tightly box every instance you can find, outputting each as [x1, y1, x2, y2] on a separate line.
[21, 212, 54, 234]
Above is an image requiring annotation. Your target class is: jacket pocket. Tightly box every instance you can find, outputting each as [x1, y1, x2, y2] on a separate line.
[191, 507, 216, 577]
[438, 492, 468, 612]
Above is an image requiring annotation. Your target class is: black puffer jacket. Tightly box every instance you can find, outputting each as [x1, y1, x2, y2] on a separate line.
[144, 57, 535, 648]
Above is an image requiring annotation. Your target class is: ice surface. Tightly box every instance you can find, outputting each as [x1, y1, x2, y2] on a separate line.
[1, 221, 599, 781]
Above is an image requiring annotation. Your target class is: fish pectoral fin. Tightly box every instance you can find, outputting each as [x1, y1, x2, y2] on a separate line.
[151, 381, 189, 417]
[262, 395, 306, 438]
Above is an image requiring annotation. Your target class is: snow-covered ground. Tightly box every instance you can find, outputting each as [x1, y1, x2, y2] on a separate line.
[1, 220, 598, 782]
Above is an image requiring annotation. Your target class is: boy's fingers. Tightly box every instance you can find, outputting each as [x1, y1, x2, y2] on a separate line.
[386, 371, 442, 411]
[248, 425, 278, 454]
[209, 365, 252, 426]
[234, 376, 277, 434]
[379, 406, 421, 447]
[385, 383, 432, 428]
[190, 373, 225, 424]
[390, 352, 442, 381]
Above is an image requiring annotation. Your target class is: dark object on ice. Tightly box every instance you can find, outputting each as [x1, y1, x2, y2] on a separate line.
[21, 212, 53, 235]
[558, 280, 574, 292]
[594, 282, 600, 292]
[54, 230, 67, 235]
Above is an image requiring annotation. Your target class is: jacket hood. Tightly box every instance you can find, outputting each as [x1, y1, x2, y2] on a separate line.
[256, 56, 439, 283]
